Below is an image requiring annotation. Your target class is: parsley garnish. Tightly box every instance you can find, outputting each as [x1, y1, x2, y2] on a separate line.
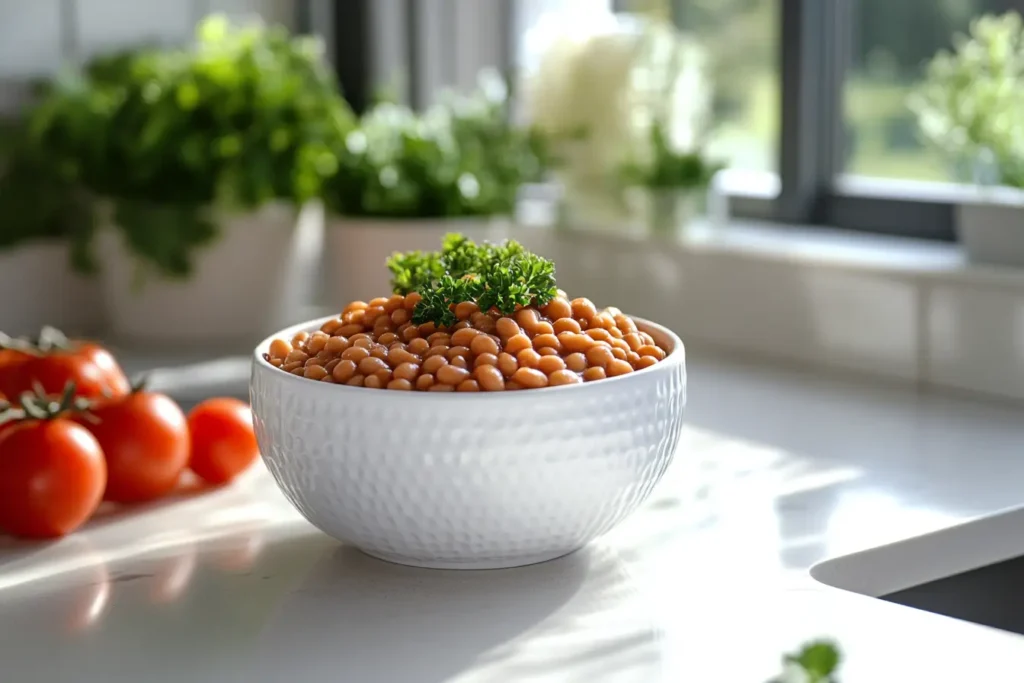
[386, 232, 558, 326]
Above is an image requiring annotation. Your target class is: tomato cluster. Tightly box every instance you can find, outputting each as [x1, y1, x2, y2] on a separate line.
[0, 328, 260, 540]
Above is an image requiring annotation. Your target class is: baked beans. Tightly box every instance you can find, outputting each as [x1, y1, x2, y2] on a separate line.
[267, 295, 670, 391]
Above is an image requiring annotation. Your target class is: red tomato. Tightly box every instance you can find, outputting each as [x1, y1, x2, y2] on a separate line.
[82, 391, 190, 503]
[0, 418, 107, 538]
[187, 398, 259, 485]
[0, 338, 130, 401]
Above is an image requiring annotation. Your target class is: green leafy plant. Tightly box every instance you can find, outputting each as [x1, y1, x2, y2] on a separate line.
[322, 71, 547, 219]
[909, 11, 1024, 188]
[768, 640, 842, 683]
[620, 119, 724, 190]
[386, 233, 557, 327]
[26, 14, 353, 278]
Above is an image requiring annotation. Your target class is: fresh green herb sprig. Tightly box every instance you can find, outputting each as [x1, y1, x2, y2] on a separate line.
[620, 120, 724, 190]
[386, 233, 558, 327]
[768, 640, 841, 683]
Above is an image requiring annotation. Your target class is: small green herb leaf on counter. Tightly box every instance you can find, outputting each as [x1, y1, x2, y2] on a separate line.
[768, 640, 842, 683]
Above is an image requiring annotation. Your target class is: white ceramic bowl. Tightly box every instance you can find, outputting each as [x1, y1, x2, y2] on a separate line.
[250, 316, 687, 569]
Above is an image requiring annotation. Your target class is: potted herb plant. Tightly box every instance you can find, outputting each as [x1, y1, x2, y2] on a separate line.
[909, 12, 1024, 267]
[28, 15, 353, 347]
[322, 70, 546, 303]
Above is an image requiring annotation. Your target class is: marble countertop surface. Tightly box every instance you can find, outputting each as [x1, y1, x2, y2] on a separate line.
[2, 352, 1024, 682]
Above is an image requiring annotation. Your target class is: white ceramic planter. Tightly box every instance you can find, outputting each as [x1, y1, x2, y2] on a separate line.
[956, 189, 1024, 267]
[324, 217, 510, 305]
[97, 202, 324, 349]
[0, 240, 102, 338]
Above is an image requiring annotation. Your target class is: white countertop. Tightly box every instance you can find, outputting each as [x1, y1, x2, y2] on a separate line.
[2, 353, 1024, 682]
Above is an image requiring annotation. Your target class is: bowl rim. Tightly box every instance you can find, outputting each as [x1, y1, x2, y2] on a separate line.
[252, 315, 685, 401]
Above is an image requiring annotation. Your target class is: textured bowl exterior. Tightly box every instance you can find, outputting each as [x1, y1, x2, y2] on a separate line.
[250, 317, 687, 569]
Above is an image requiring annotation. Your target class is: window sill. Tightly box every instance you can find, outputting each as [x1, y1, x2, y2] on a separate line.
[517, 218, 1024, 402]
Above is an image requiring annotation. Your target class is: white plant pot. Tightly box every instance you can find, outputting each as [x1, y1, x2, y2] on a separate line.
[97, 202, 324, 349]
[956, 189, 1024, 267]
[0, 240, 102, 338]
[324, 216, 510, 305]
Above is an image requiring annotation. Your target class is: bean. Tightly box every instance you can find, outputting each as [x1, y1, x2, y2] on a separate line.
[586, 328, 612, 343]
[512, 367, 548, 388]
[533, 322, 555, 336]
[565, 352, 587, 373]
[341, 346, 370, 363]
[505, 380, 524, 391]
[290, 367, 306, 376]
[389, 348, 419, 366]
[607, 359, 634, 377]
[404, 292, 422, 310]
[553, 318, 581, 335]
[307, 332, 331, 354]
[475, 365, 505, 391]
[593, 313, 616, 330]
[418, 322, 438, 337]
[622, 333, 643, 351]
[470, 311, 492, 327]
[342, 309, 366, 326]
[451, 327, 479, 347]
[543, 297, 572, 320]
[452, 321, 472, 331]
[363, 306, 386, 326]
[357, 356, 388, 375]
[343, 301, 368, 314]
[304, 354, 326, 367]
[447, 345, 471, 361]
[576, 317, 590, 331]
[269, 358, 283, 368]
[304, 365, 329, 380]
[428, 384, 455, 392]
[504, 333, 532, 355]
[636, 355, 658, 369]
[416, 374, 435, 391]
[437, 364, 471, 386]
[384, 294, 406, 312]
[424, 345, 449, 359]
[627, 351, 641, 364]
[451, 357, 469, 371]
[408, 337, 430, 356]
[475, 317, 497, 334]
[639, 332, 655, 346]
[422, 355, 448, 374]
[586, 345, 614, 368]
[394, 362, 420, 382]
[374, 369, 392, 384]
[638, 345, 666, 360]
[610, 338, 630, 352]
[387, 378, 413, 391]
[515, 308, 541, 333]
[559, 332, 595, 353]
[612, 348, 628, 360]
[517, 348, 542, 369]
[325, 358, 341, 373]
[604, 306, 622, 317]
[497, 352, 518, 378]
[474, 352, 498, 368]
[455, 301, 480, 320]
[337, 323, 364, 337]
[282, 361, 303, 372]
[320, 376, 335, 383]
[391, 308, 410, 325]
[428, 333, 451, 347]
[285, 350, 309, 364]
[495, 317, 521, 339]
[347, 374, 365, 387]
[571, 297, 598, 320]
[614, 314, 638, 333]
[367, 297, 388, 308]
[320, 318, 343, 335]
[457, 379, 480, 392]
[538, 347, 559, 357]
[532, 334, 561, 352]
[402, 325, 420, 342]
[608, 327, 624, 339]
[332, 359, 357, 382]
[370, 346, 389, 362]
[291, 331, 310, 347]
[537, 355, 566, 375]
[375, 318, 395, 334]
[470, 334, 499, 357]
[325, 336, 350, 354]
[582, 366, 606, 382]
[353, 337, 374, 350]
[269, 338, 292, 359]
[549, 369, 581, 386]
[378, 332, 399, 346]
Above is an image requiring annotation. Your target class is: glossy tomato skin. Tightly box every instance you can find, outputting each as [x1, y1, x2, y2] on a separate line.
[0, 419, 107, 539]
[188, 398, 259, 486]
[83, 392, 190, 503]
[0, 343, 130, 401]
